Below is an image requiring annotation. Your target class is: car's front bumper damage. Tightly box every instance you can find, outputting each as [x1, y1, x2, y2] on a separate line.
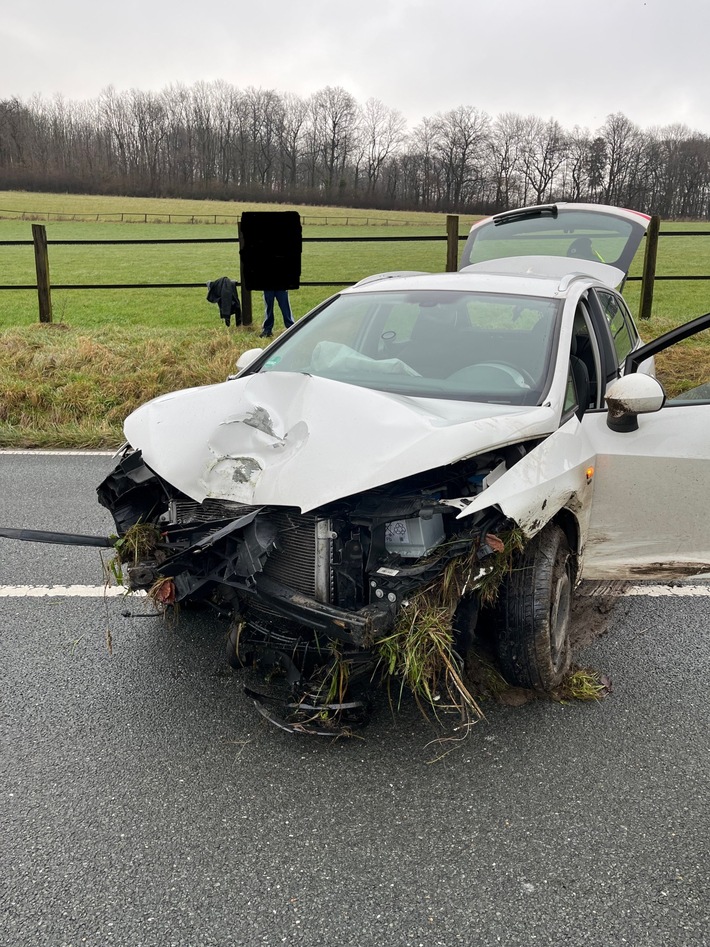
[93, 447, 517, 734]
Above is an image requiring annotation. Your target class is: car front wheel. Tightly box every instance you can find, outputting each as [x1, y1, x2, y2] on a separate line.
[495, 523, 573, 690]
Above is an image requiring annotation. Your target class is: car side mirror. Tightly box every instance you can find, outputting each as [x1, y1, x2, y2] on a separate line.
[605, 374, 666, 432]
[235, 348, 264, 372]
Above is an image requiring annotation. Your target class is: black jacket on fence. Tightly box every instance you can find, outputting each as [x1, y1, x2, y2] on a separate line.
[206, 277, 241, 327]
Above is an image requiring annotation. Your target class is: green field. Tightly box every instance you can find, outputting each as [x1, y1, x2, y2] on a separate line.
[0, 192, 475, 329]
[0, 226, 453, 329]
[1, 191, 709, 448]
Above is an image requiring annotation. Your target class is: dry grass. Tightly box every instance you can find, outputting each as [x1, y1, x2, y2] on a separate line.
[378, 604, 479, 716]
[654, 340, 710, 398]
[0, 323, 256, 447]
[372, 529, 527, 724]
[553, 668, 612, 701]
[475, 529, 526, 605]
[107, 522, 162, 584]
[374, 534, 521, 727]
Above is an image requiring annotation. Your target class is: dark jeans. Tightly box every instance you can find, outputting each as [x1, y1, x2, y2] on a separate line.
[263, 290, 294, 332]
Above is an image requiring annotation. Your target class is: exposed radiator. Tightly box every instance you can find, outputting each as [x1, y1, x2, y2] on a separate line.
[169, 498, 258, 523]
[169, 499, 333, 602]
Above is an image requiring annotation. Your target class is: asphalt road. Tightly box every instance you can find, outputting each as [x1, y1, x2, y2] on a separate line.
[1, 453, 709, 947]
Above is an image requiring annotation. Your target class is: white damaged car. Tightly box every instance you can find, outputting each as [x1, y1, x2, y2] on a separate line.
[96, 203, 710, 729]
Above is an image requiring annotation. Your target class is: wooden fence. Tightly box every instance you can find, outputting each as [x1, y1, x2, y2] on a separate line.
[2, 216, 462, 325]
[0, 214, 689, 325]
[0, 208, 430, 226]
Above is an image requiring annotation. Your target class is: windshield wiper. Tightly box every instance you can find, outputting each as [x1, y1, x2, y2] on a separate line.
[493, 205, 559, 227]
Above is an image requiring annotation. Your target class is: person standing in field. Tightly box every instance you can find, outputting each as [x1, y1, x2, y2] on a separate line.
[260, 289, 295, 338]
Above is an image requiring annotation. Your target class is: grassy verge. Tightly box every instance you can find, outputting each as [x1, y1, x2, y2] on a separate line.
[0, 322, 257, 448]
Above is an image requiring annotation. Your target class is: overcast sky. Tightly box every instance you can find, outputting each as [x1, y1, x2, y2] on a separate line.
[2, 0, 709, 134]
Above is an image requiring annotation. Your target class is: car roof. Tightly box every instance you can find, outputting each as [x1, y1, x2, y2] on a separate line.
[342, 268, 590, 301]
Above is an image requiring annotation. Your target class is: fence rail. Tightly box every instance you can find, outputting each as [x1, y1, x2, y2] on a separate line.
[0, 229, 456, 322]
[0, 208, 426, 226]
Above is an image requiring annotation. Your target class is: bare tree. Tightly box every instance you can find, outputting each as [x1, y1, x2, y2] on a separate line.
[308, 86, 359, 195]
[432, 105, 490, 208]
[99, 86, 134, 182]
[5, 82, 710, 217]
[405, 117, 439, 207]
[600, 112, 641, 205]
[0, 98, 27, 167]
[277, 92, 309, 189]
[560, 126, 592, 201]
[653, 125, 710, 217]
[241, 87, 284, 189]
[357, 98, 407, 195]
[520, 116, 568, 204]
[130, 89, 168, 192]
[487, 112, 526, 209]
[586, 136, 607, 200]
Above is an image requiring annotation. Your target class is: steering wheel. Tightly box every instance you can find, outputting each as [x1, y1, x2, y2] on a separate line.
[473, 362, 536, 388]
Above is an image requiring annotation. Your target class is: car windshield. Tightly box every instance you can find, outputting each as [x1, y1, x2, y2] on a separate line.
[258, 289, 560, 404]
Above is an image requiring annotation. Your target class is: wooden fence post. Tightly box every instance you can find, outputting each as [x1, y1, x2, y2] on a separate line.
[31, 224, 53, 323]
[446, 215, 459, 272]
[237, 222, 252, 326]
[639, 214, 660, 320]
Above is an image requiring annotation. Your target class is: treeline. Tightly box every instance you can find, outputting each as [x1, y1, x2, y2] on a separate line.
[1, 81, 709, 217]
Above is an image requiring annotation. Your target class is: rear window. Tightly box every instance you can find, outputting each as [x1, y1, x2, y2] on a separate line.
[460, 209, 640, 272]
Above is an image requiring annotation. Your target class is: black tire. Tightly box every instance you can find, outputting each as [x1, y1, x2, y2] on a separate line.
[495, 524, 573, 690]
[452, 594, 479, 657]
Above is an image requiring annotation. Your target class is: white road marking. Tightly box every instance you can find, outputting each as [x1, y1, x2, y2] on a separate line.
[0, 450, 115, 456]
[0, 584, 707, 600]
[0, 585, 145, 597]
[622, 585, 710, 597]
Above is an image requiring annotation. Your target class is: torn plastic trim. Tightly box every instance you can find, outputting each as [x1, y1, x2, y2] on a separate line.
[124, 512, 279, 602]
[97, 449, 170, 536]
[247, 574, 392, 647]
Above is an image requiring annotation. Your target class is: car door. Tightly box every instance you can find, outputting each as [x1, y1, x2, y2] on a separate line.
[581, 313, 710, 580]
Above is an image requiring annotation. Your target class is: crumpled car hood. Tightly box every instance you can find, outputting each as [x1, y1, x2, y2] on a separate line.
[124, 372, 557, 512]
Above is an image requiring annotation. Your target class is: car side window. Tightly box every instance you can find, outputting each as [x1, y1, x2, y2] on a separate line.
[571, 300, 600, 409]
[563, 367, 578, 418]
[654, 326, 710, 404]
[598, 291, 638, 363]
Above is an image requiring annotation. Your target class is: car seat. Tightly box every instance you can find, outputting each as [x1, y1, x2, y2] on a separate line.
[403, 310, 463, 377]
